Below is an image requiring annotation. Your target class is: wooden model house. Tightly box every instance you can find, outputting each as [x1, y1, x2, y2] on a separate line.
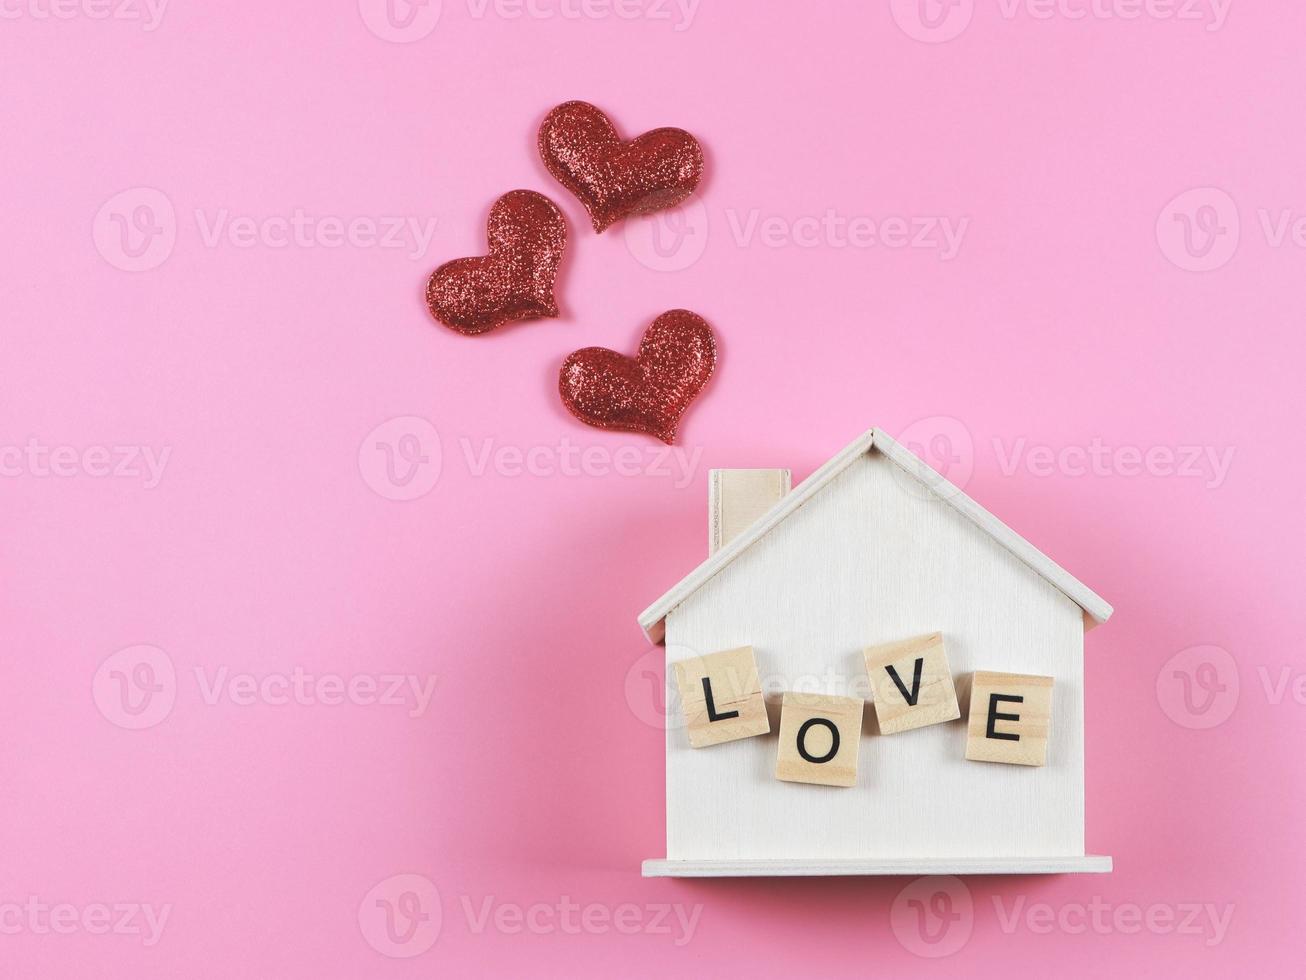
[637, 428, 1113, 877]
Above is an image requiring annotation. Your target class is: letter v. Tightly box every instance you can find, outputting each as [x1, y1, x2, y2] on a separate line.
[885, 659, 924, 706]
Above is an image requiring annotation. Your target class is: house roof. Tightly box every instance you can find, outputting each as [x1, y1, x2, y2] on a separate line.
[637, 428, 1114, 644]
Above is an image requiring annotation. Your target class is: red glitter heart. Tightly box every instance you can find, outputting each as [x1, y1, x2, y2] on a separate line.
[558, 310, 717, 444]
[538, 101, 704, 234]
[426, 189, 567, 335]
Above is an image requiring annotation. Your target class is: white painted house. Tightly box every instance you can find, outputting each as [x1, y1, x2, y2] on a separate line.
[638, 428, 1113, 877]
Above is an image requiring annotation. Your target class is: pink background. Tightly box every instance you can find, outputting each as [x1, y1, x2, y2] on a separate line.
[1, 1, 1301, 976]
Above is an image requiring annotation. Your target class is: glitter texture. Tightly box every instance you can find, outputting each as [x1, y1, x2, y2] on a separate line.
[426, 189, 567, 335]
[538, 101, 704, 233]
[558, 310, 717, 444]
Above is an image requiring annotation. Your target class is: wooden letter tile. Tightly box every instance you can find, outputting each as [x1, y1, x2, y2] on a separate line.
[863, 632, 961, 735]
[775, 692, 863, 787]
[965, 671, 1054, 767]
[673, 646, 771, 748]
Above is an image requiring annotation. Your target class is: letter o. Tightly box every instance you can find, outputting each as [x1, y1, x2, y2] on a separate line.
[796, 717, 840, 764]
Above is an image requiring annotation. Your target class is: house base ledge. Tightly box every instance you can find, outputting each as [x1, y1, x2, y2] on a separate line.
[642, 855, 1113, 877]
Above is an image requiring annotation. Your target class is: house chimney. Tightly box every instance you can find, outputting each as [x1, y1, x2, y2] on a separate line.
[709, 469, 792, 555]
